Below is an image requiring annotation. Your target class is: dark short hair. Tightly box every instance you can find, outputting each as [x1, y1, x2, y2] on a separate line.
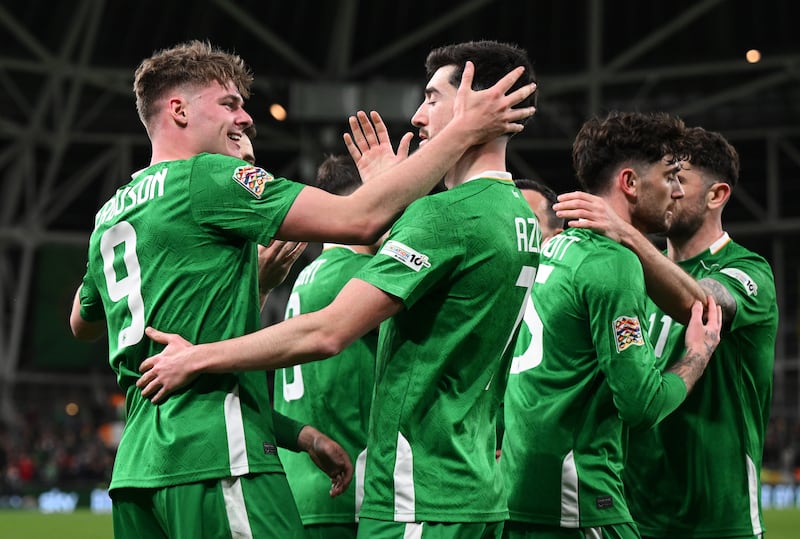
[572, 111, 686, 194]
[679, 127, 739, 188]
[514, 178, 564, 230]
[315, 154, 361, 196]
[424, 40, 537, 129]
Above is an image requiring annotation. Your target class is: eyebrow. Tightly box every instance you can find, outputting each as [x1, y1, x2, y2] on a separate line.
[221, 93, 244, 105]
[424, 86, 441, 99]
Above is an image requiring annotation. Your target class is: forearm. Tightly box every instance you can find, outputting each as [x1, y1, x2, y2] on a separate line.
[621, 372, 687, 430]
[193, 311, 345, 374]
[665, 347, 711, 394]
[341, 121, 475, 241]
[273, 411, 306, 452]
[618, 227, 706, 324]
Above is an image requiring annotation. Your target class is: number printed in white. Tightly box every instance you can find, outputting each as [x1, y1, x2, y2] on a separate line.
[100, 221, 145, 349]
[496, 265, 537, 380]
[510, 264, 553, 374]
[282, 291, 305, 401]
[647, 312, 673, 358]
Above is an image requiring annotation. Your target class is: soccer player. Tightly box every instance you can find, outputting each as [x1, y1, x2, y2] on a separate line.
[497, 178, 564, 458]
[514, 179, 564, 243]
[135, 40, 540, 539]
[274, 154, 380, 539]
[556, 126, 778, 538]
[508, 178, 564, 371]
[68, 40, 535, 538]
[500, 111, 723, 539]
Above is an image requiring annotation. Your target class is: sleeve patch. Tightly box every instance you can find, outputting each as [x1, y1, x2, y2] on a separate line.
[379, 240, 431, 272]
[232, 166, 273, 199]
[614, 315, 644, 353]
[720, 267, 758, 296]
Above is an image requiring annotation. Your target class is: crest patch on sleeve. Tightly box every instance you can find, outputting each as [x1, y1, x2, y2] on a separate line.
[614, 315, 644, 353]
[379, 240, 431, 272]
[720, 268, 758, 296]
[232, 166, 273, 199]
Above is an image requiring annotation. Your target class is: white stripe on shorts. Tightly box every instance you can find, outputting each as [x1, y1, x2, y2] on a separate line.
[221, 476, 253, 539]
[404, 521, 423, 539]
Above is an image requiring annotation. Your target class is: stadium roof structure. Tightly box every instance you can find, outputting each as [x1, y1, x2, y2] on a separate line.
[1, 0, 799, 419]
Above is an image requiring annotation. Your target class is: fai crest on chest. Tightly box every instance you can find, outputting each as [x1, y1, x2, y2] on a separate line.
[233, 165, 273, 199]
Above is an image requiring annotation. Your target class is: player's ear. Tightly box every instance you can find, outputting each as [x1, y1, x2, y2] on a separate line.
[169, 97, 189, 127]
[707, 181, 730, 210]
[618, 168, 638, 198]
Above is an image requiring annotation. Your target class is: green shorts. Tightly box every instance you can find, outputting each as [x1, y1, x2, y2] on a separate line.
[357, 518, 504, 539]
[502, 521, 641, 539]
[111, 473, 304, 539]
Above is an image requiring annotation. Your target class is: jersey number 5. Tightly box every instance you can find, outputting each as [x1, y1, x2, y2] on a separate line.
[510, 264, 553, 374]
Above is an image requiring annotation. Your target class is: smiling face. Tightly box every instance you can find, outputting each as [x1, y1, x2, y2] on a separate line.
[410, 65, 458, 148]
[182, 80, 253, 159]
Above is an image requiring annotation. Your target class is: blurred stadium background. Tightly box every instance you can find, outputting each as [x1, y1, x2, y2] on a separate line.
[1, 0, 800, 525]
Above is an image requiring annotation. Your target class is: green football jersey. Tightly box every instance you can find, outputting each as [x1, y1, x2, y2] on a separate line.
[625, 233, 778, 538]
[502, 228, 689, 528]
[354, 175, 540, 524]
[78, 153, 304, 492]
[274, 245, 377, 525]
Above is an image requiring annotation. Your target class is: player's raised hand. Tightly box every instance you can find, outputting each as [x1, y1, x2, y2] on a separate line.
[343, 110, 412, 182]
[451, 61, 537, 144]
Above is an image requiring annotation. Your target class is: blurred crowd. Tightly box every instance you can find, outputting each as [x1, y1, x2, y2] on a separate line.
[0, 397, 121, 495]
[0, 399, 798, 496]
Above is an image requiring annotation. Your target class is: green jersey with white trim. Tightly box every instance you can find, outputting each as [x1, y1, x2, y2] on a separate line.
[502, 228, 689, 528]
[625, 233, 778, 538]
[355, 176, 539, 523]
[78, 153, 304, 492]
[274, 246, 377, 525]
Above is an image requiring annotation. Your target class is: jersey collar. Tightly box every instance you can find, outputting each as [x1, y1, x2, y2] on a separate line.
[322, 243, 357, 252]
[464, 170, 513, 184]
[708, 232, 731, 255]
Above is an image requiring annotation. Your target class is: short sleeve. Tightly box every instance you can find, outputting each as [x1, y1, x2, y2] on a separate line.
[189, 154, 305, 246]
[704, 254, 776, 333]
[355, 198, 460, 309]
[79, 264, 105, 322]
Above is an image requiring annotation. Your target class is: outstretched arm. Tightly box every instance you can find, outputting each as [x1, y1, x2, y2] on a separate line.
[277, 63, 537, 244]
[554, 191, 708, 324]
[136, 279, 402, 403]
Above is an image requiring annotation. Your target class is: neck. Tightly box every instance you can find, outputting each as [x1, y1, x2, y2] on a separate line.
[666, 216, 725, 262]
[603, 189, 635, 226]
[148, 122, 203, 164]
[444, 139, 507, 188]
